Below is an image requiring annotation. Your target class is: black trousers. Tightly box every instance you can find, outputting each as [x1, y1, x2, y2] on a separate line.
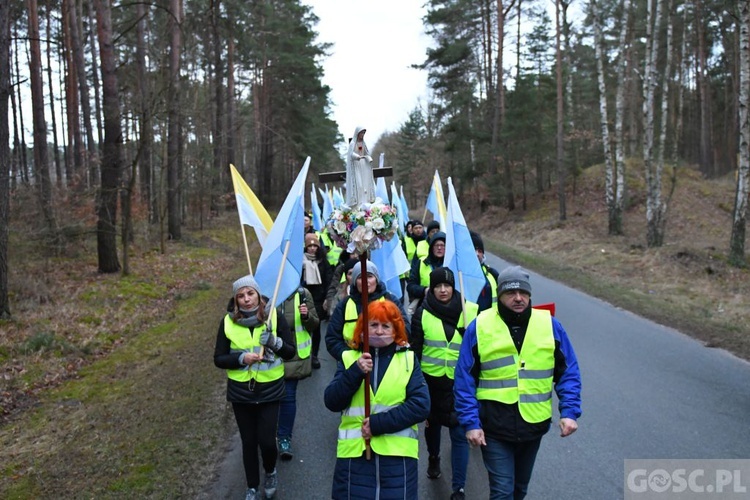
[232, 401, 280, 489]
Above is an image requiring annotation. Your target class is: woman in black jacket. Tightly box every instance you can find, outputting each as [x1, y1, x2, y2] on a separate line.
[213, 275, 296, 500]
[302, 232, 333, 369]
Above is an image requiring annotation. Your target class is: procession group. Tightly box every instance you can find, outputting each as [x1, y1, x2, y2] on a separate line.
[214, 212, 583, 500]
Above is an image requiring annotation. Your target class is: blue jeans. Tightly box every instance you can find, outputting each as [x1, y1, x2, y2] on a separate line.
[277, 379, 298, 439]
[425, 422, 469, 491]
[481, 435, 542, 500]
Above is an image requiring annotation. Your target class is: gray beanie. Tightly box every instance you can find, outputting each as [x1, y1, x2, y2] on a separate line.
[351, 260, 380, 283]
[232, 274, 262, 297]
[497, 265, 532, 295]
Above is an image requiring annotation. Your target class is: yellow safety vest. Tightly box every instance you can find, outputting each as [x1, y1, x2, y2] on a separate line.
[223, 309, 284, 384]
[418, 260, 433, 287]
[484, 266, 498, 305]
[319, 230, 342, 267]
[292, 293, 312, 359]
[405, 237, 417, 262]
[416, 240, 429, 260]
[343, 296, 385, 345]
[474, 309, 555, 423]
[337, 350, 419, 459]
[420, 302, 479, 379]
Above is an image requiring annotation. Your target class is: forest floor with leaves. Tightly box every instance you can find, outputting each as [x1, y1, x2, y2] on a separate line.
[1, 161, 749, 496]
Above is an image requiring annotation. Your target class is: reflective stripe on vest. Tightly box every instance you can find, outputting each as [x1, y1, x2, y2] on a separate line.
[474, 308, 555, 423]
[293, 293, 312, 359]
[343, 296, 385, 344]
[223, 309, 284, 383]
[337, 350, 419, 459]
[420, 302, 478, 379]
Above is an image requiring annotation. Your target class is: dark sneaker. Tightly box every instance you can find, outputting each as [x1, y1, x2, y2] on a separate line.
[264, 468, 278, 498]
[450, 488, 466, 500]
[427, 455, 441, 479]
[311, 356, 321, 369]
[279, 437, 293, 461]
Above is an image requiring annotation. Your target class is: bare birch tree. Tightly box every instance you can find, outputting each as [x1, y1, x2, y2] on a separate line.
[611, 0, 632, 235]
[591, 0, 615, 232]
[730, 0, 750, 265]
[556, 0, 566, 220]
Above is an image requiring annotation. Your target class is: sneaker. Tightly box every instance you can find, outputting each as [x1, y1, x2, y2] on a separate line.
[427, 455, 441, 479]
[245, 487, 259, 500]
[450, 488, 466, 500]
[279, 437, 293, 461]
[264, 468, 278, 498]
[311, 356, 321, 369]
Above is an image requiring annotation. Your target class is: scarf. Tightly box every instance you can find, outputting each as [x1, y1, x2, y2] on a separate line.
[235, 306, 262, 328]
[424, 291, 463, 341]
[303, 253, 322, 285]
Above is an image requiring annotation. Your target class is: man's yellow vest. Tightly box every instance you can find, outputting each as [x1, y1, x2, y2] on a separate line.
[474, 309, 555, 423]
[405, 237, 418, 262]
[318, 230, 342, 267]
[420, 302, 479, 379]
[223, 309, 284, 383]
[483, 266, 498, 305]
[337, 350, 419, 459]
[418, 259, 433, 287]
[416, 240, 429, 260]
[343, 296, 385, 345]
[292, 293, 312, 359]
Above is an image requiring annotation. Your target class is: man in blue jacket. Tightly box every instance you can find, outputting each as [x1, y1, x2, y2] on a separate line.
[454, 265, 582, 499]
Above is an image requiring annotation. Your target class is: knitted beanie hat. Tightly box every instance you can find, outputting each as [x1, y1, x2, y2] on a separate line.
[351, 260, 380, 283]
[429, 267, 455, 291]
[497, 265, 532, 295]
[233, 274, 262, 297]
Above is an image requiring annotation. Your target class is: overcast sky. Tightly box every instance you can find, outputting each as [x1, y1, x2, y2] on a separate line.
[304, 0, 432, 151]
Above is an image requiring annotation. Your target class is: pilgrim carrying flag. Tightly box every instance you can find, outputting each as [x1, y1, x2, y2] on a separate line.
[254, 158, 309, 309]
[444, 177, 486, 305]
[230, 164, 273, 245]
[425, 170, 447, 226]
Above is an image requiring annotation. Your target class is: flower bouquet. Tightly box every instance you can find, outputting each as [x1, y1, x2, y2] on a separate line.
[325, 198, 399, 254]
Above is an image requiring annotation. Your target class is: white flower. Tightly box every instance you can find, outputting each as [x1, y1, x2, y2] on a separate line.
[372, 218, 385, 230]
[334, 220, 347, 233]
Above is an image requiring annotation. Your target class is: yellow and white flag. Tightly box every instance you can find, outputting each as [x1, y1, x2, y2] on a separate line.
[230, 164, 273, 245]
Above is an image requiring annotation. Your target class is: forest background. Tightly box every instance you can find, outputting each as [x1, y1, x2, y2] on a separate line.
[1, 0, 750, 496]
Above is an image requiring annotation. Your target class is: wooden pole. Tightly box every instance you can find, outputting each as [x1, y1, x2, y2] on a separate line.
[259, 239, 291, 358]
[360, 251, 372, 460]
[240, 224, 253, 275]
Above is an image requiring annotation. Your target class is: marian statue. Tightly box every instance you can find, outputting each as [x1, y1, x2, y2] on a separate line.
[345, 126, 376, 207]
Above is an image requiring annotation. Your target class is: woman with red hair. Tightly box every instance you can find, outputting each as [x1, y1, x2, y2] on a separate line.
[325, 300, 430, 499]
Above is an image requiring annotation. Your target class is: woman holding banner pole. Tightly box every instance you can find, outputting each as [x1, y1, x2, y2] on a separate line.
[324, 299, 430, 500]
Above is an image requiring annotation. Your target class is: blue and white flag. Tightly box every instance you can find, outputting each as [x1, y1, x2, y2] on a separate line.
[425, 170, 447, 225]
[255, 157, 309, 309]
[444, 177, 486, 304]
[310, 183, 323, 231]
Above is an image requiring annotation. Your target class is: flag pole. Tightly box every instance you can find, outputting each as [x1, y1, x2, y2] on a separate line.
[360, 250, 372, 460]
[240, 224, 253, 275]
[259, 239, 291, 358]
[458, 270, 468, 323]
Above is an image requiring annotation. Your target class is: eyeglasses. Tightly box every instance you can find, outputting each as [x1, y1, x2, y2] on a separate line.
[433, 243, 445, 248]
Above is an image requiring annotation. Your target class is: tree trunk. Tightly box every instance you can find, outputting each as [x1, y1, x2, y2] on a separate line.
[45, 7, 62, 186]
[62, 0, 83, 186]
[555, 0, 566, 220]
[210, 0, 224, 215]
[226, 33, 236, 175]
[592, 0, 615, 234]
[86, 0, 103, 151]
[695, 0, 714, 177]
[67, 0, 96, 185]
[672, 3, 689, 164]
[135, 1, 154, 223]
[1, 0, 11, 318]
[730, 0, 750, 266]
[167, 0, 183, 240]
[612, 0, 632, 235]
[94, 0, 122, 273]
[27, 0, 56, 234]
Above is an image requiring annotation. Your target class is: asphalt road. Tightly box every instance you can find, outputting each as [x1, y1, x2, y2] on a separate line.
[205, 253, 750, 499]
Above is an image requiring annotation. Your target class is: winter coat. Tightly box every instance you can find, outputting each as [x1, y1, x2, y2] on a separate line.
[325, 342, 430, 499]
[279, 287, 319, 380]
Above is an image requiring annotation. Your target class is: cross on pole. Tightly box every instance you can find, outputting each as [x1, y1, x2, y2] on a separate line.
[318, 166, 393, 184]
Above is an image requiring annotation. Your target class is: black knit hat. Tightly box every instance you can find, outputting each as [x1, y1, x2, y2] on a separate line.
[426, 220, 440, 234]
[429, 267, 455, 291]
[497, 265, 532, 295]
[470, 231, 484, 252]
[429, 231, 446, 248]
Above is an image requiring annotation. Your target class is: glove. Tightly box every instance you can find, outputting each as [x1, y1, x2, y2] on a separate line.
[260, 329, 283, 351]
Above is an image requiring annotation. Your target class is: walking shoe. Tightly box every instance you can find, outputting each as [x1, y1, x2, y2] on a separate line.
[279, 437, 293, 461]
[244, 487, 259, 500]
[264, 468, 278, 498]
[450, 488, 466, 500]
[427, 455, 441, 479]
[311, 356, 321, 369]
